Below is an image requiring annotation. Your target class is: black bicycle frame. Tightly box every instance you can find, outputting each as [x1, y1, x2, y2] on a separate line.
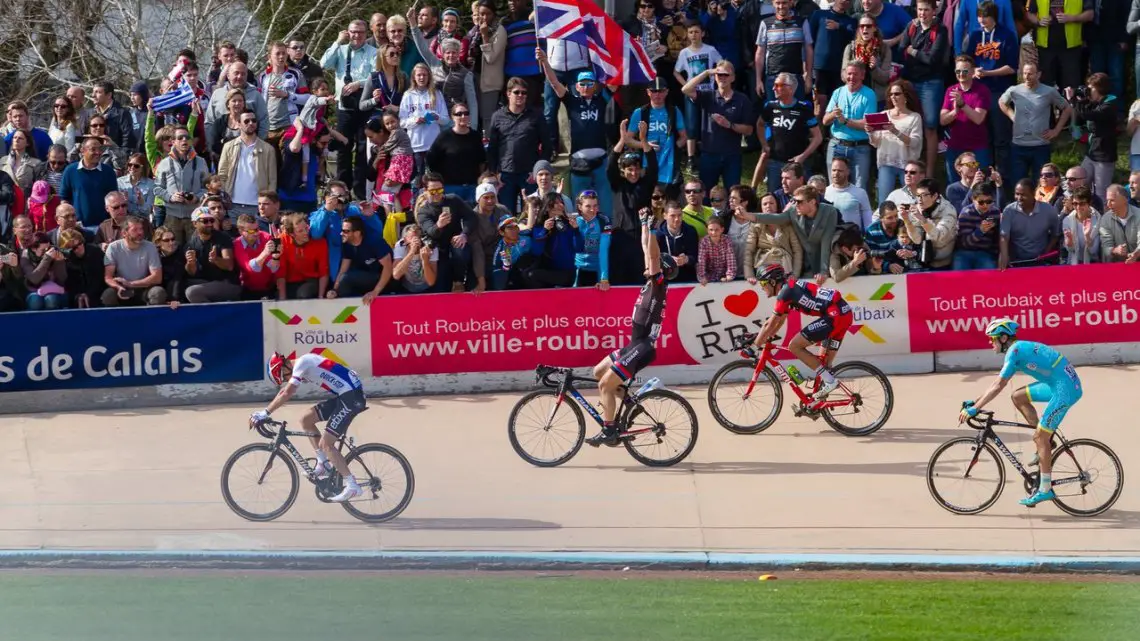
[971, 415, 1076, 484]
[259, 421, 360, 485]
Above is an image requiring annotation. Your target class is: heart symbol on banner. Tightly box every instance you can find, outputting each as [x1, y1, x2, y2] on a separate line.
[723, 289, 759, 317]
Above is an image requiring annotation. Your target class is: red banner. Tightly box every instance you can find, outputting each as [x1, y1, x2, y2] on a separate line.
[370, 286, 695, 376]
[907, 263, 1140, 352]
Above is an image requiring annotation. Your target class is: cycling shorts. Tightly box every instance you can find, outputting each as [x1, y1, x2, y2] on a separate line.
[1025, 382, 1083, 433]
[313, 388, 367, 438]
[799, 310, 853, 351]
[609, 339, 657, 382]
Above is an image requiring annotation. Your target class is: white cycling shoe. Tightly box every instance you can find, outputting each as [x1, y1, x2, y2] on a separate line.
[813, 377, 839, 400]
[331, 483, 362, 502]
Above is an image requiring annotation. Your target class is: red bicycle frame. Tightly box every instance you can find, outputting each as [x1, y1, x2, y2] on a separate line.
[742, 340, 856, 411]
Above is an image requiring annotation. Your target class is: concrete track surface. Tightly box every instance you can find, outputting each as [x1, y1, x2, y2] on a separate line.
[0, 366, 1137, 563]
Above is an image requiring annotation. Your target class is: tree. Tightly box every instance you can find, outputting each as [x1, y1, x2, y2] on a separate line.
[0, 0, 368, 113]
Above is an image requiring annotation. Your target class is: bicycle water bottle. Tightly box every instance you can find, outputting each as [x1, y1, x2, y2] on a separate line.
[786, 365, 805, 385]
[634, 377, 663, 398]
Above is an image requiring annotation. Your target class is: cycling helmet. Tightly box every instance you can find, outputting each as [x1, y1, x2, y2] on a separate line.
[267, 352, 290, 386]
[660, 254, 679, 281]
[757, 263, 787, 285]
[984, 318, 1020, 339]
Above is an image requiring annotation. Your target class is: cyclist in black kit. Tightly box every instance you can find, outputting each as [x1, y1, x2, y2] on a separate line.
[586, 208, 679, 447]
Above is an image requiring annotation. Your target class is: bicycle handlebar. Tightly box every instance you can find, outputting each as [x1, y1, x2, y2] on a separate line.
[960, 401, 995, 431]
[731, 332, 781, 352]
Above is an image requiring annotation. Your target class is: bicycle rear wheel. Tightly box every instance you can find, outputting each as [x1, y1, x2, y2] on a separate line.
[508, 390, 586, 467]
[706, 360, 784, 434]
[927, 437, 1006, 515]
[1049, 439, 1124, 517]
[821, 361, 894, 436]
[341, 443, 416, 523]
[220, 443, 300, 522]
[623, 389, 699, 467]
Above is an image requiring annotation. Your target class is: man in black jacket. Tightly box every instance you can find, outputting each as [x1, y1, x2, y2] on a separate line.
[416, 172, 475, 292]
[608, 120, 658, 285]
[487, 77, 552, 214]
[426, 102, 487, 204]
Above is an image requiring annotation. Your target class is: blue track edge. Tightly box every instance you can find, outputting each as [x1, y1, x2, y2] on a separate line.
[1, 550, 1139, 573]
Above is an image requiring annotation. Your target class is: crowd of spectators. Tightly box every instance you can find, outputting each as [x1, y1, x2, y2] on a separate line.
[2, 0, 1140, 313]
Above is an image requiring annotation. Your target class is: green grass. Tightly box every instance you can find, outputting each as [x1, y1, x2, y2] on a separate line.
[0, 573, 1137, 640]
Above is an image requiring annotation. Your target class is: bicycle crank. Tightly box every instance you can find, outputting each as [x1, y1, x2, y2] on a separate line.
[792, 403, 822, 421]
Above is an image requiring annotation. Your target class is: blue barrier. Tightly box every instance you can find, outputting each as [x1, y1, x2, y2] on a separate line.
[0, 302, 264, 392]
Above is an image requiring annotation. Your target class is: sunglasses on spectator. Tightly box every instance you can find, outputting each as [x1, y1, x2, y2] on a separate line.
[1040, 172, 1057, 178]
[241, 119, 257, 125]
[684, 188, 701, 194]
[109, 203, 127, 210]
[341, 228, 355, 234]
[160, 236, 176, 243]
[793, 198, 808, 205]
[651, 194, 663, 200]
[427, 187, 445, 195]
[49, 161, 67, 167]
[198, 218, 216, 224]
[453, 110, 470, 116]
[175, 135, 190, 140]
[648, 88, 666, 93]
[90, 123, 106, 129]
[54, 103, 68, 109]
[976, 198, 993, 205]
[859, 23, 874, 28]
[954, 69, 971, 76]
[904, 169, 920, 175]
[889, 91, 904, 97]
[639, 3, 654, 7]
[387, 52, 400, 58]
[128, 163, 143, 169]
[510, 90, 528, 96]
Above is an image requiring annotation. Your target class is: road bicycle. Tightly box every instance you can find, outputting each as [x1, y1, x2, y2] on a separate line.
[926, 405, 1123, 516]
[507, 365, 699, 468]
[706, 330, 894, 436]
[221, 410, 415, 523]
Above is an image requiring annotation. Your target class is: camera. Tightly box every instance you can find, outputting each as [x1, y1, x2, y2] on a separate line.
[1073, 85, 1091, 102]
[423, 236, 435, 250]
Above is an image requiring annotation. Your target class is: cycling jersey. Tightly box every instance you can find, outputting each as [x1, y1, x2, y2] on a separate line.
[630, 272, 668, 343]
[289, 353, 363, 396]
[1000, 340, 1080, 390]
[1000, 340, 1082, 433]
[773, 279, 852, 318]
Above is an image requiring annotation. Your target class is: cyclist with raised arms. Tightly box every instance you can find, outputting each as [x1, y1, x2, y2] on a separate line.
[250, 352, 368, 502]
[751, 264, 853, 400]
[586, 208, 678, 447]
[960, 318, 1084, 507]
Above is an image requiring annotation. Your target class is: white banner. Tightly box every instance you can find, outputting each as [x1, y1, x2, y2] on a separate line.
[262, 300, 373, 379]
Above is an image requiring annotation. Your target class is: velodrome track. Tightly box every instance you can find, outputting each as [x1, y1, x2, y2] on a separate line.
[0, 366, 1136, 569]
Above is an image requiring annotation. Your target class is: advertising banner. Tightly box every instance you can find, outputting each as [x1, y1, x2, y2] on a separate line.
[0, 302, 263, 392]
[262, 299, 373, 377]
[370, 275, 914, 376]
[906, 263, 1140, 352]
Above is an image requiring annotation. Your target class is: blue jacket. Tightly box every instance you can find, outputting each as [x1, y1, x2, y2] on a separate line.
[955, 0, 1017, 56]
[493, 231, 540, 274]
[572, 213, 612, 283]
[308, 204, 386, 281]
[532, 224, 578, 272]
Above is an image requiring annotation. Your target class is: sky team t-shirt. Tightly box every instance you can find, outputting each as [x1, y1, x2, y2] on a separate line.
[627, 105, 686, 182]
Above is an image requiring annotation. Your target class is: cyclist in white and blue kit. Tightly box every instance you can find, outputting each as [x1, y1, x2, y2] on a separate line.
[251, 352, 368, 502]
[960, 318, 1084, 507]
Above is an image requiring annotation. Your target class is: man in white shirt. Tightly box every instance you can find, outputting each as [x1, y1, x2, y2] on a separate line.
[217, 109, 278, 218]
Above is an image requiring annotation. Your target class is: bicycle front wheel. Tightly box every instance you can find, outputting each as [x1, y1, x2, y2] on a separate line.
[707, 360, 784, 434]
[623, 389, 699, 467]
[1050, 439, 1124, 517]
[220, 443, 300, 522]
[821, 361, 894, 436]
[341, 443, 416, 523]
[508, 390, 586, 467]
[927, 437, 1006, 515]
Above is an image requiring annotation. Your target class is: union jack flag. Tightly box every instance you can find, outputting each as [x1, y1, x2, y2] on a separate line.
[535, 0, 657, 85]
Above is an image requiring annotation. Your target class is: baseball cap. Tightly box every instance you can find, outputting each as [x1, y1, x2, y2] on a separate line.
[476, 182, 498, 202]
[497, 216, 519, 231]
[576, 70, 596, 84]
[648, 77, 668, 92]
[191, 207, 213, 222]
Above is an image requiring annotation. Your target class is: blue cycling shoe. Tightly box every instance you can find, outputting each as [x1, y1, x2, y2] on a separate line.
[1019, 488, 1056, 507]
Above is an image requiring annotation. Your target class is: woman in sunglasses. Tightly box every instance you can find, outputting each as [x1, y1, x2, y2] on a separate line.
[47, 96, 78, 154]
[117, 153, 156, 220]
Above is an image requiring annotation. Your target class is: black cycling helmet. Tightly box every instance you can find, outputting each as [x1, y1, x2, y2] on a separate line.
[619, 151, 642, 168]
[660, 254, 679, 281]
[757, 263, 787, 284]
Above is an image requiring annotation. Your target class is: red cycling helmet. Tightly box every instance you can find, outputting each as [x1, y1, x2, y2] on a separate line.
[267, 352, 291, 386]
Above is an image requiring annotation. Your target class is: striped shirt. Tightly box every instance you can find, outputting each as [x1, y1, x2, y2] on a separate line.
[755, 15, 813, 75]
[503, 20, 541, 77]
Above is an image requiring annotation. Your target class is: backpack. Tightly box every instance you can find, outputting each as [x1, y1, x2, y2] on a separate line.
[905, 18, 950, 67]
[638, 103, 679, 182]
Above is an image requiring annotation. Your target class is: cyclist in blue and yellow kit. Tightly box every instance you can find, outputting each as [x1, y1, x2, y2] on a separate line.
[959, 318, 1083, 507]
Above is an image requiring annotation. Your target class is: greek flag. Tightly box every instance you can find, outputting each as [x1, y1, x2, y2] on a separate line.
[152, 77, 195, 112]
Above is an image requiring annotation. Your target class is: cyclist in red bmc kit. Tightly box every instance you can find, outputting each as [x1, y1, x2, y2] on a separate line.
[751, 264, 854, 400]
